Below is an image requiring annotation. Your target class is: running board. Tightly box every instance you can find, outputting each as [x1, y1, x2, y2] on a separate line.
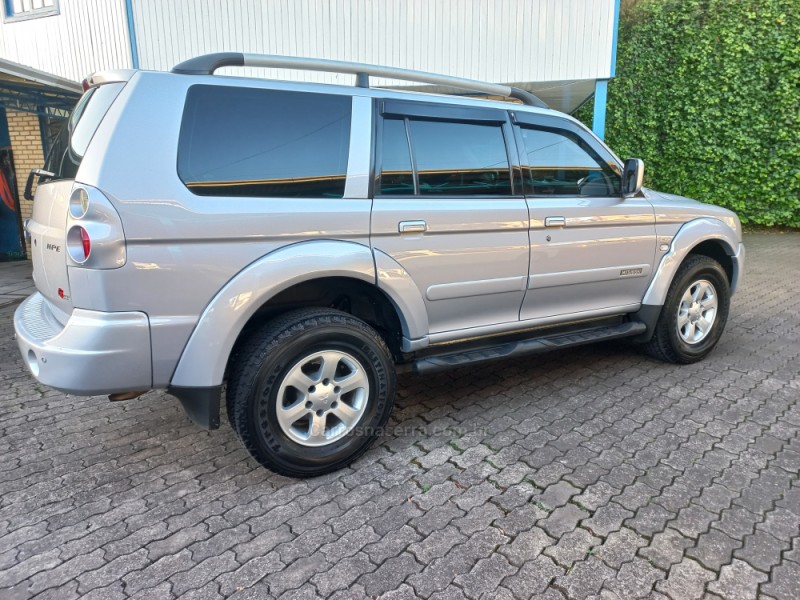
[412, 321, 646, 374]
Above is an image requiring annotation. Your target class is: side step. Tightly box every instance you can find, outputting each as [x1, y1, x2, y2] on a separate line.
[412, 321, 646, 375]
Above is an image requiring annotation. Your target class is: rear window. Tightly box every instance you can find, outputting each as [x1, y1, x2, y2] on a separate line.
[45, 82, 125, 180]
[178, 85, 352, 198]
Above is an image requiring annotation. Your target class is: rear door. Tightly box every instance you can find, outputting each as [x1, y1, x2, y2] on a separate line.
[29, 82, 125, 314]
[513, 112, 657, 320]
[371, 100, 529, 334]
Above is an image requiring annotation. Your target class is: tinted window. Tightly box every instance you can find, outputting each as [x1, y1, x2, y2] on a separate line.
[409, 119, 512, 196]
[379, 118, 414, 195]
[178, 86, 351, 198]
[520, 127, 621, 197]
[45, 82, 124, 180]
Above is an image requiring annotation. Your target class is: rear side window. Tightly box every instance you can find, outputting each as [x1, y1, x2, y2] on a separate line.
[178, 86, 351, 198]
[519, 127, 621, 197]
[45, 82, 124, 180]
[378, 116, 512, 197]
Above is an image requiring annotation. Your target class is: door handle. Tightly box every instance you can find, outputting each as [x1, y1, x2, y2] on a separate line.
[544, 216, 566, 228]
[399, 220, 427, 234]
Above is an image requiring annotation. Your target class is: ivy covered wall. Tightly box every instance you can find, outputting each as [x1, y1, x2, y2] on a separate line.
[580, 0, 799, 226]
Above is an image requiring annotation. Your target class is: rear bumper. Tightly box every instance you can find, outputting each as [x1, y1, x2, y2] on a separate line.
[14, 292, 152, 395]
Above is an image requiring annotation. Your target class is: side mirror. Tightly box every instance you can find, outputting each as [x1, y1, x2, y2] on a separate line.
[622, 158, 644, 197]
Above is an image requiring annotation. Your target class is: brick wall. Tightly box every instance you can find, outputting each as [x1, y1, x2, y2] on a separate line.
[6, 110, 44, 259]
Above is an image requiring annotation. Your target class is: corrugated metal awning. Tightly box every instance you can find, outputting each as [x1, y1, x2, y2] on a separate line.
[0, 58, 81, 119]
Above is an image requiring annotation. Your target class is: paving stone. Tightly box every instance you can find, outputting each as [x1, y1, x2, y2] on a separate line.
[265, 554, 330, 598]
[707, 558, 768, 599]
[502, 555, 564, 598]
[762, 559, 800, 600]
[26, 548, 106, 595]
[672, 504, 717, 539]
[169, 550, 239, 596]
[639, 527, 695, 571]
[625, 503, 674, 537]
[410, 501, 465, 536]
[537, 481, 580, 510]
[311, 552, 375, 597]
[216, 552, 284, 596]
[453, 554, 517, 599]
[582, 502, 634, 538]
[543, 527, 600, 568]
[359, 552, 422, 597]
[76, 548, 149, 593]
[733, 530, 789, 572]
[233, 525, 294, 563]
[498, 526, 555, 567]
[685, 528, 741, 571]
[408, 525, 467, 563]
[711, 506, 759, 539]
[123, 548, 195, 595]
[540, 503, 587, 538]
[656, 557, 715, 600]
[595, 527, 647, 569]
[146, 522, 210, 561]
[407, 528, 508, 597]
[319, 525, 380, 563]
[604, 557, 664, 599]
[552, 557, 614, 600]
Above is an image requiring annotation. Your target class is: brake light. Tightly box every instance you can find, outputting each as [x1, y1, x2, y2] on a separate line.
[80, 227, 91, 258]
[66, 225, 91, 263]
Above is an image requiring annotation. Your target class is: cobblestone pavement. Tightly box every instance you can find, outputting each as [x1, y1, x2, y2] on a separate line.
[0, 232, 799, 599]
[0, 260, 34, 308]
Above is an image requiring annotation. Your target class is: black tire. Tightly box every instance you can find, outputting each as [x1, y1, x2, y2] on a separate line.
[643, 254, 730, 364]
[226, 308, 396, 477]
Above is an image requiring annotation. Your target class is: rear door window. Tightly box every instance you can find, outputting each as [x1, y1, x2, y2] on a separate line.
[178, 85, 352, 198]
[377, 108, 514, 197]
[410, 119, 512, 196]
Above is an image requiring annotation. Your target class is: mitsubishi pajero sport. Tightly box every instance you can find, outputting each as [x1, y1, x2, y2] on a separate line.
[14, 53, 744, 476]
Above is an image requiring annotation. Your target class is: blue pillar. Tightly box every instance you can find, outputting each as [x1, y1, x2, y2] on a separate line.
[592, 79, 609, 139]
[594, 0, 621, 140]
[125, 0, 140, 69]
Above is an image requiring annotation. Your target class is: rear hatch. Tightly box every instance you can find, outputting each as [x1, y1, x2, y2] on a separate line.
[28, 81, 125, 318]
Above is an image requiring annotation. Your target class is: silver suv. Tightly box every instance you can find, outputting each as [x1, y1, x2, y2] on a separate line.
[14, 54, 744, 477]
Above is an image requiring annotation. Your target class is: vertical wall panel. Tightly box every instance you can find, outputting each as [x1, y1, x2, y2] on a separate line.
[0, 0, 131, 81]
[130, 0, 615, 85]
[1, 0, 616, 86]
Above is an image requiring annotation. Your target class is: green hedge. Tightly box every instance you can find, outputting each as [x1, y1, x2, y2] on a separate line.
[580, 0, 799, 226]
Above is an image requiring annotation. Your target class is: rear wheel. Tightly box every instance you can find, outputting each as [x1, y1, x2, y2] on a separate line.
[643, 254, 730, 364]
[226, 308, 396, 477]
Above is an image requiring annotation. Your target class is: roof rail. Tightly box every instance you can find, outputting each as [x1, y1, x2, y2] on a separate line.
[171, 52, 549, 109]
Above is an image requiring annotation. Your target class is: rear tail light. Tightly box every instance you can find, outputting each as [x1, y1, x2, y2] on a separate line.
[65, 185, 126, 269]
[80, 227, 91, 258]
[67, 225, 91, 263]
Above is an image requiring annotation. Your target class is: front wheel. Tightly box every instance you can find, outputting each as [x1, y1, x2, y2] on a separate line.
[642, 254, 731, 364]
[227, 308, 396, 477]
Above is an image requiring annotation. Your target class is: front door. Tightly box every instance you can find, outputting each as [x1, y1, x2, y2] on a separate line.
[371, 101, 530, 334]
[513, 113, 657, 321]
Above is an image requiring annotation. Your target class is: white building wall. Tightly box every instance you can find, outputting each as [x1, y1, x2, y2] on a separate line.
[1, 0, 615, 91]
[0, 0, 133, 82]
[131, 0, 616, 86]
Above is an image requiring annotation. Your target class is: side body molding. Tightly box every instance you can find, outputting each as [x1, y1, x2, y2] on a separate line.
[373, 249, 430, 352]
[171, 240, 376, 388]
[642, 217, 743, 307]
